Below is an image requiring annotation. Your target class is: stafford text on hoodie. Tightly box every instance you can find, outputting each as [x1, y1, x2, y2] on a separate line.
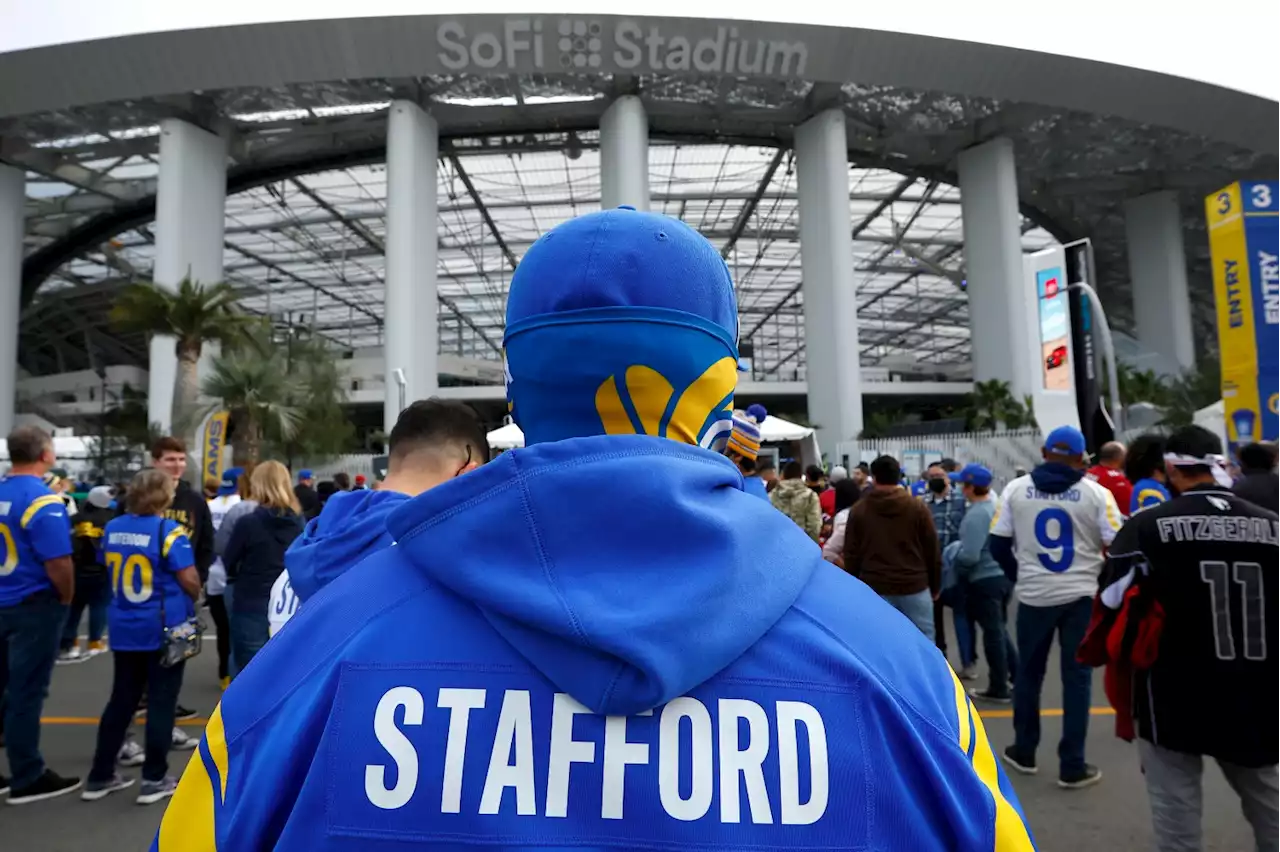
[155, 437, 1036, 852]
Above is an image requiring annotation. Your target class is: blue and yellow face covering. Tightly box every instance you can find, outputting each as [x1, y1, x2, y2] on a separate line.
[504, 306, 738, 450]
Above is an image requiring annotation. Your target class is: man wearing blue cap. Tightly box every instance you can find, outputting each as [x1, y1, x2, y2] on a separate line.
[990, 425, 1123, 790]
[293, 469, 320, 521]
[952, 464, 1016, 704]
[156, 209, 1035, 851]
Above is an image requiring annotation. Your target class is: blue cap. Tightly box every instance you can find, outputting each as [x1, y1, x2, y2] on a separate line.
[298, 469, 314, 481]
[958, 463, 993, 488]
[503, 208, 739, 450]
[1043, 425, 1087, 457]
[218, 466, 243, 496]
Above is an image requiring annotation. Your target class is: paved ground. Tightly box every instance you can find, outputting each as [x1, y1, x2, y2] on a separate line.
[0, 625, 1259, 852]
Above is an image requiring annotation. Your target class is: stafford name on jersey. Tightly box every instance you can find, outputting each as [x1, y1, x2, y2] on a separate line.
[328, 667, 832, 839]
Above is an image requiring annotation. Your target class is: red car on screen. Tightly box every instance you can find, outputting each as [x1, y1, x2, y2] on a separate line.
[1044, 276, 1059, 298]
[1045, 345, 1067, 370]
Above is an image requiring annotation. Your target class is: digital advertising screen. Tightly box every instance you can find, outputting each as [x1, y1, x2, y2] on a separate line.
[1036, 266, 1071, 391]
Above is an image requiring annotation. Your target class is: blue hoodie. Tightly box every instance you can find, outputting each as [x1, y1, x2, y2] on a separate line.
[155, 437, 1035, 851]
[284, 489, 410, 604]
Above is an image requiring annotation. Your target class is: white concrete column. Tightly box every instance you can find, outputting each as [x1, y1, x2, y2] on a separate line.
[958, 137, 1034, 396]
[384, 99, 439, 434]
[795, 109, 861, 454]
[600, 95, 649, 211]
[1124, 191, 1195, 371]
[151, 119, 227, 434]
[0, 165, 24, 438]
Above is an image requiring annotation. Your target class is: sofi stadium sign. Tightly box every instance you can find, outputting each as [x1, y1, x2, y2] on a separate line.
[436, 18, 808, 77]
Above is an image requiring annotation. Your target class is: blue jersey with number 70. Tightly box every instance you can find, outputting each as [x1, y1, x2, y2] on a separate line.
[103, 514, 195, 651]
[989, 468, 1122, 607]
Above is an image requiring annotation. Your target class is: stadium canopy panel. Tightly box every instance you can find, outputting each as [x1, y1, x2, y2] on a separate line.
[2, 13, 1275, 389]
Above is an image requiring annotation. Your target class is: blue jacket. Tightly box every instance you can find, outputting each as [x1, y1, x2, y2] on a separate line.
[156, 436, 1035, 851]
[285, 489, 410, 603]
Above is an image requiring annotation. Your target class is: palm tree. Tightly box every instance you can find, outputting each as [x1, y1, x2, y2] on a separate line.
[110, 277, 259, 436]
[965, 379, 1017, 431]
[202, 352, 304, 465]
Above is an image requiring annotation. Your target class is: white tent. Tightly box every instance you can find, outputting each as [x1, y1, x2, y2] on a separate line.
[487, 415, 819, 462]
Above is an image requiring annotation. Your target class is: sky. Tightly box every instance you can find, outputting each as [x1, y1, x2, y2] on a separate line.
[2, 0, 1277, 102]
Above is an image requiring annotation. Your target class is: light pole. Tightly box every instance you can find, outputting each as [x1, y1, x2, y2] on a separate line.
[393, 368, 407, 417]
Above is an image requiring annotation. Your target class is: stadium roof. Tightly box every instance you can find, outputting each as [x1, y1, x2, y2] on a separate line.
[10, 75, 1276, 379]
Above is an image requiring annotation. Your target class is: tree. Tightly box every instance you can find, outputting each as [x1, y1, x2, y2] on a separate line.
[201, 329, 353, 466]
[202, 351, 303, 465]
[1112, 364, 1171, 408]
[1161, 356, 1222, 427]
[110, 277, 259, 437]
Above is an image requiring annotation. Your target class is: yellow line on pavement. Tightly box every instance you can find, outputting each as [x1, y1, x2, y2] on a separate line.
[42, 716, 211, 726]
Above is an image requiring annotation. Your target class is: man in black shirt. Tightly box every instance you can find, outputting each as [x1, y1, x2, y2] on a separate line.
[1233, 441, 1278, 513]
[294, 469, 320, 520]
[149, 437, 213, 735]
[1096, 426, 1277, 852]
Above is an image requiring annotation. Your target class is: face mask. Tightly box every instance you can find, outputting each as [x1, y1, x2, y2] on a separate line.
[927, 478, 948, 494]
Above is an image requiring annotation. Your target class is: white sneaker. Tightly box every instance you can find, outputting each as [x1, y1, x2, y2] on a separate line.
[959, 664, 980, 681]
[56, 647, 84, 666]
[171, 728, 197, 750]
[118, 738, 145, 767]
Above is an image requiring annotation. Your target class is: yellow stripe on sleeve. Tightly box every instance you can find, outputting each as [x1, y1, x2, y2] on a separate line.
[1105, 495, 1123, 531]
[21, 494, 64, 528]
[157, 704, 228, 851]
[951, 668, 973, 756]
[162, 526, 187, 559]
[951, 671, 1035, 851]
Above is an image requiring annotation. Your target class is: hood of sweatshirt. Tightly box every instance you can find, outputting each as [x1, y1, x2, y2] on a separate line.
[860, 486, 920, 519]
[285, 489, 409, 603]
[1030, 462, 1086, 494]
[385, 434, 818, 715]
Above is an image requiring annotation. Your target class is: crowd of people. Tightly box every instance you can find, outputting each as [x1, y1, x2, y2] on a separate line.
[0, 207, 1274, 852]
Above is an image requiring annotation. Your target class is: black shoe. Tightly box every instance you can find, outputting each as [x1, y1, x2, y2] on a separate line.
[1001, 746, 1037, 775]
[0, 774, 10, 796]
[8, 770, 82, 805]
[174, 704, 198, 721]
[1058, 764, 1103, 790]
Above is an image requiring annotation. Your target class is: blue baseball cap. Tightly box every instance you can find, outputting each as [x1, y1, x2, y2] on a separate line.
[218, 467, 243, 496]
[298, 469, 313, 481]
[958, 463, 993, 488]
[1043, 425, 1087, 457]
[503, 207, 740, 450]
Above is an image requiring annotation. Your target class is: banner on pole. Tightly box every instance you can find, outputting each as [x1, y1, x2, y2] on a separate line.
[1065, 241, 1111, 452]
[1206, 180, 1278, 452]
[202, 410, 231, 487]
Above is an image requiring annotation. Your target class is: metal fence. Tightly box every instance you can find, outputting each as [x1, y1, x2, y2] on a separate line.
[837, 428, 1045, 492]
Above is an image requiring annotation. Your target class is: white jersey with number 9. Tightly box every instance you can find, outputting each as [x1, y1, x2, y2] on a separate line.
[990, 474, 1123, 607]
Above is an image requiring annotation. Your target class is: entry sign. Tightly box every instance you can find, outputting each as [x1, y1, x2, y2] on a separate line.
[1206, 181, 1279, 452]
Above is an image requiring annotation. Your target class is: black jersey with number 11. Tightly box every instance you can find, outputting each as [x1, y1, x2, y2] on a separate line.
[1099, 484, 1278, 767]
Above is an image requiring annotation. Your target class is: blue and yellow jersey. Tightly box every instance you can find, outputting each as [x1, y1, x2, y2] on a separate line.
[1129, 478, 1171, 515]
[0, 474, 72, 606]
[103, 514, 194, 651]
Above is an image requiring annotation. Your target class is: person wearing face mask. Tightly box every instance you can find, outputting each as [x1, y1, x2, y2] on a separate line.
[923, 462, 973, 671]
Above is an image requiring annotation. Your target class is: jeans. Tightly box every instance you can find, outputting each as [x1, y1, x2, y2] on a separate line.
[881, 590, 936, 642]
[0, 592, 67, 788]
[60, 572, 111, 650]
[231, 606, 269, 674]
[207, 594, 231, 680]
[89, 651, 185, 783]
[968, 576, 1017, 696]
[1139, 739, 1278, 852]
[939, 583, 978, 667]
[1012, 596, 1093, 777]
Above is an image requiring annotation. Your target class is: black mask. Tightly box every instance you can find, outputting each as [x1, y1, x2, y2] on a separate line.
[927, 478, 948, 494]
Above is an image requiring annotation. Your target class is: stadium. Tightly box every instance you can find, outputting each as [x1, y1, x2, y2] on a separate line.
[0, 3, 1277, 850]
